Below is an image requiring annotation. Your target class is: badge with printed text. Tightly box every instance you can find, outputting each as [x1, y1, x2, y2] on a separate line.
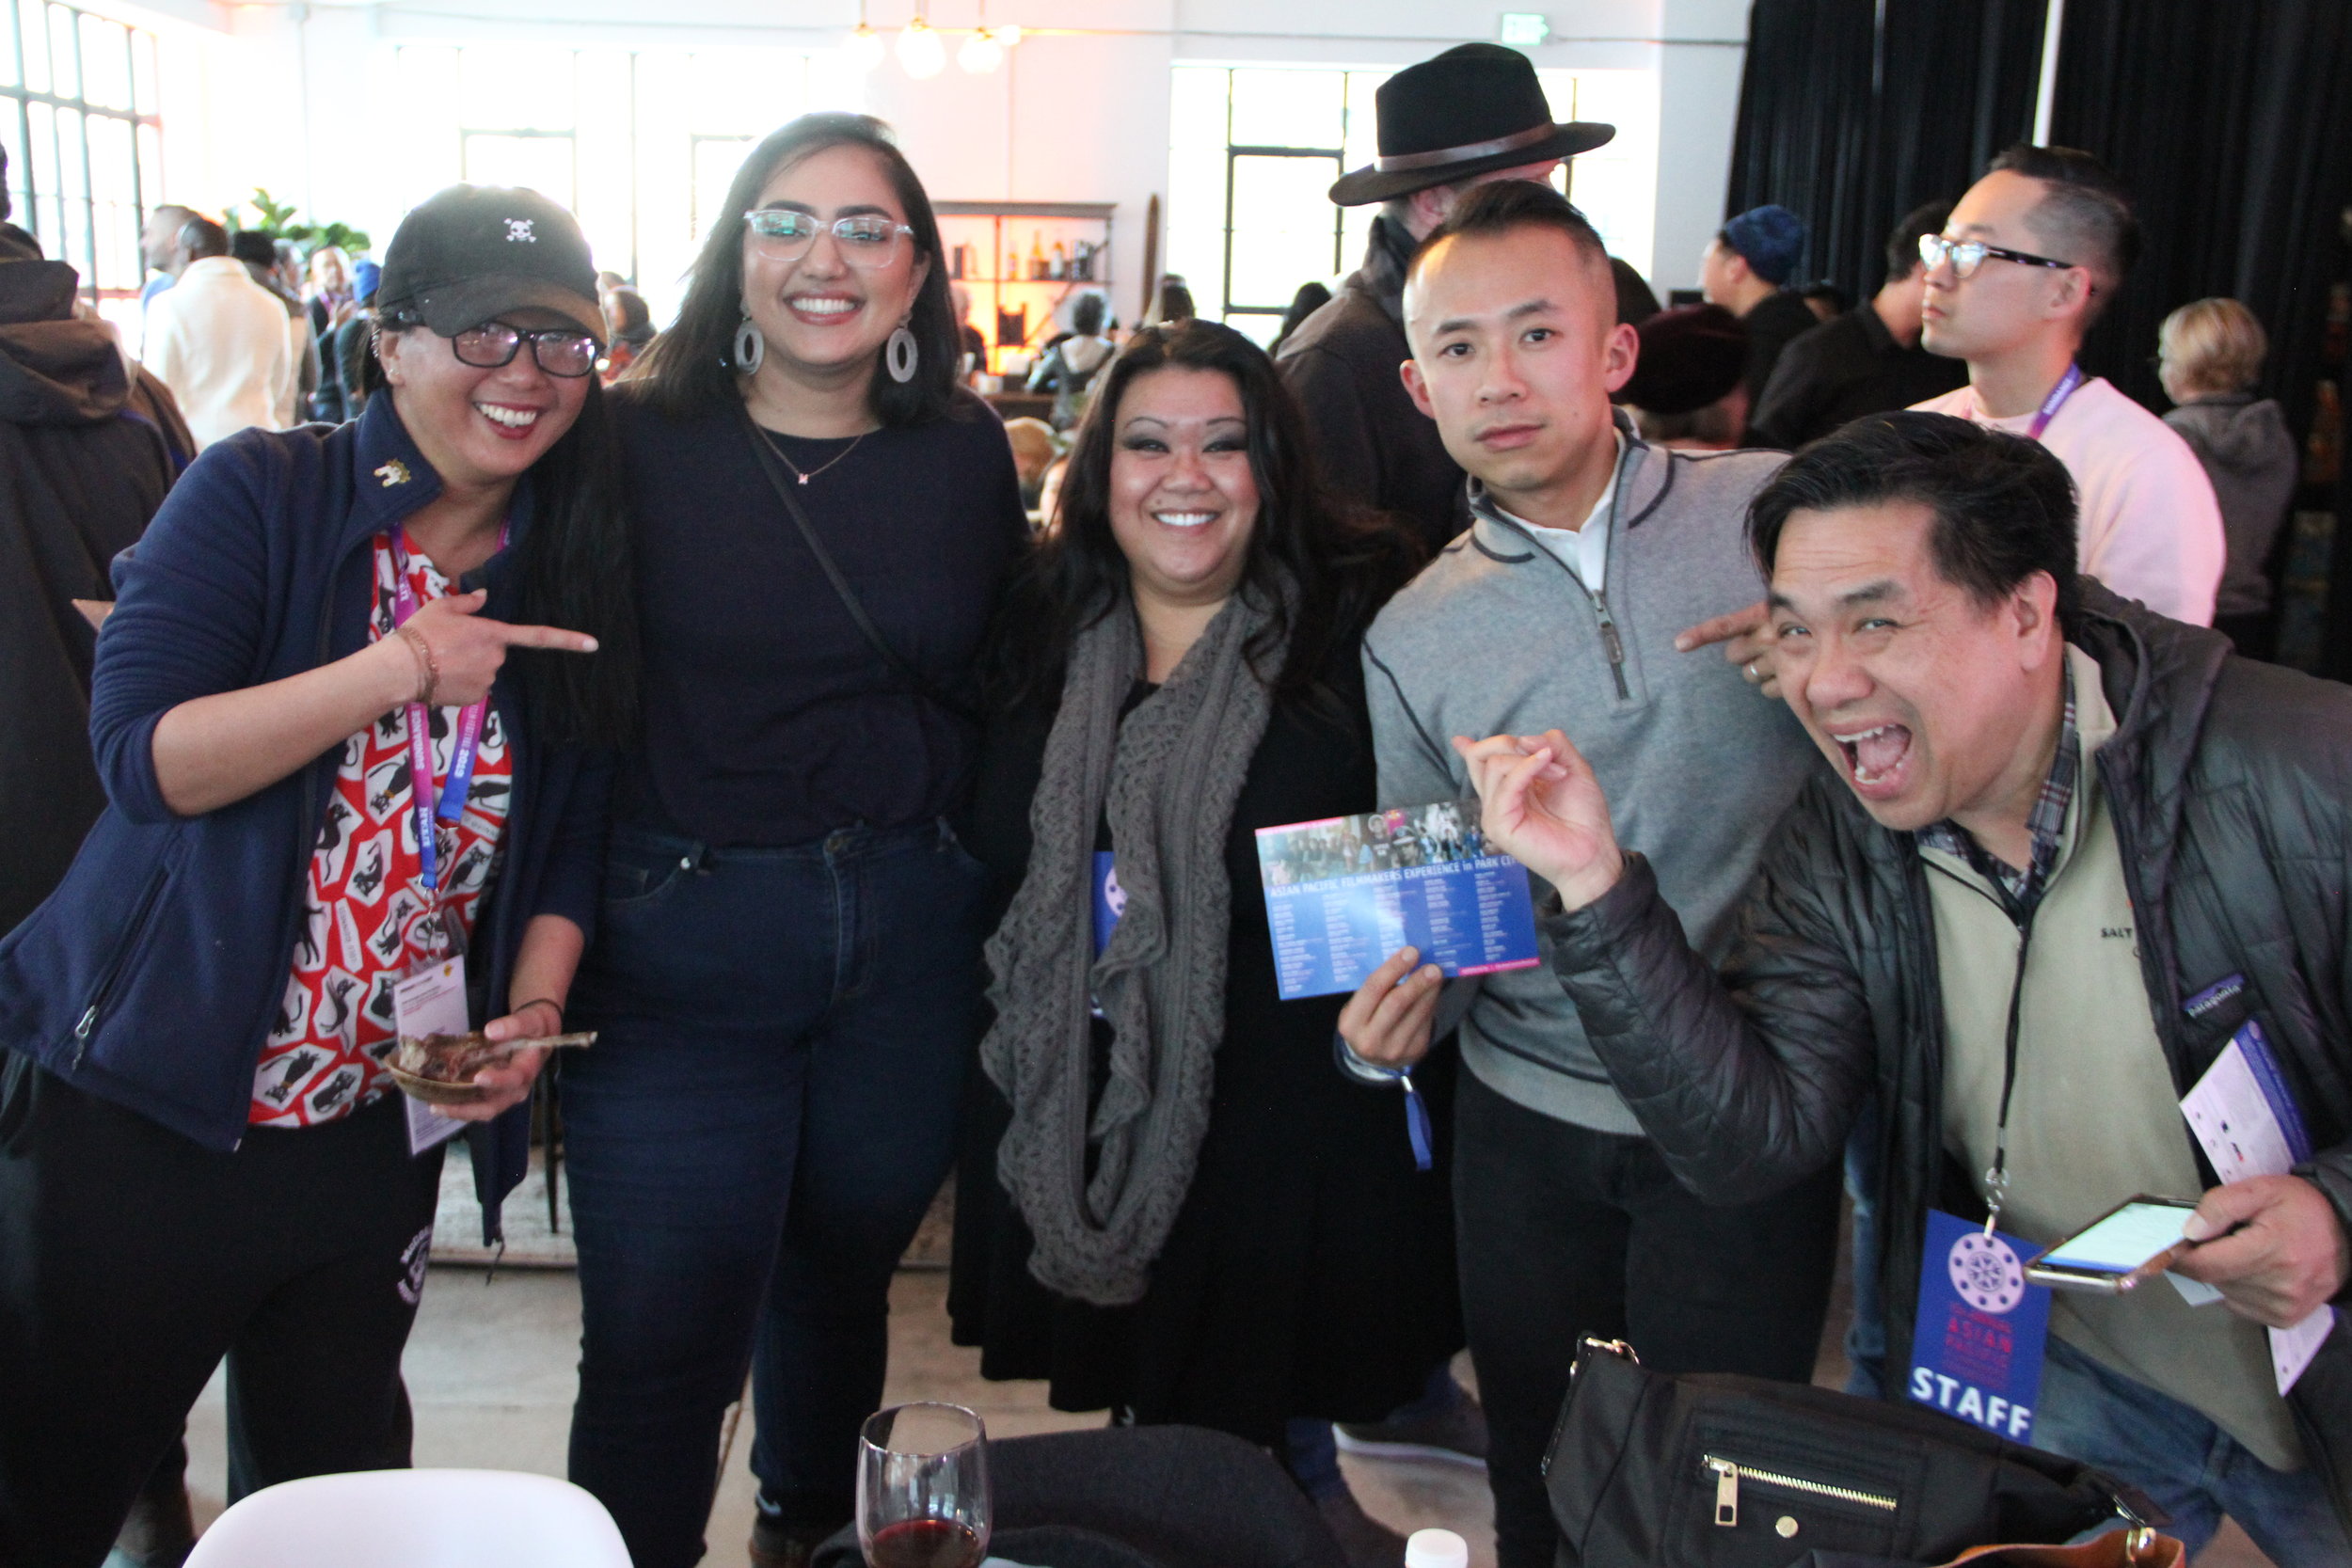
[1908, 1209, 2051, 1441]
[2179, 992, 2338, 1394]
[1092, 851, 1124, 958]
[391, 955, 471, 1156]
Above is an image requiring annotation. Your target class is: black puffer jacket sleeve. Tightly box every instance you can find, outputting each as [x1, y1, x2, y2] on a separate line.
[1540, 796, 1881, 1205]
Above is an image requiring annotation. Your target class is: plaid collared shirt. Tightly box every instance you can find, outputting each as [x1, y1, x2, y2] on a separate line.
[1915, 664, 2079, 920]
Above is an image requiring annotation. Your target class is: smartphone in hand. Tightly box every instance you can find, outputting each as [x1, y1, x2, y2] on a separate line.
[2023, 1195, 2202, 1293]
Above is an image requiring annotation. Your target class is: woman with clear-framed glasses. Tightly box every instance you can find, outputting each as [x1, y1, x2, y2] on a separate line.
[0, 185, 637, 1563]
[563, 113, 1026, 1568]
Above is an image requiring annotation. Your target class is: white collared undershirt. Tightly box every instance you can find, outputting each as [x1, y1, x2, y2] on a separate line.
[1496, 434, 1625, 593]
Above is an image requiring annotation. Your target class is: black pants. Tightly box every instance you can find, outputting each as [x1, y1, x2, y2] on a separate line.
[1454, 1067, 1842, 1568]
[0, 1053, 445, 1568]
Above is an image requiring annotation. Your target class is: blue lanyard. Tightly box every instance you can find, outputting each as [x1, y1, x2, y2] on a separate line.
[2026, 363, 2083, 441]
[1333, 1034, 1436, 1173]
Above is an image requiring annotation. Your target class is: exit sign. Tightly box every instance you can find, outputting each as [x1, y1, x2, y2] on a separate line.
[1499, 12, 1550, 45]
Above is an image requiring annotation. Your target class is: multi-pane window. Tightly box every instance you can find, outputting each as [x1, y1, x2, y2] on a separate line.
[377, 44, 861, 323]
[0, 0, 163, 330]
[1168, 62, 1659, 344]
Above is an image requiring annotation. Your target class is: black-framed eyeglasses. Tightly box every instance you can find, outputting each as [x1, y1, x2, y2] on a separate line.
[451, 321, 602, 378]
[1918, 233, 2077, 281]
[743, 209, 914, 268]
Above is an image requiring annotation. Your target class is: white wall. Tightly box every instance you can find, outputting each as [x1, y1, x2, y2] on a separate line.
[101, 0, 1747, 299]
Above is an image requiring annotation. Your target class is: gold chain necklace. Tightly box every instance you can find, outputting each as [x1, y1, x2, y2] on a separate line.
[761, 426, 867, 485]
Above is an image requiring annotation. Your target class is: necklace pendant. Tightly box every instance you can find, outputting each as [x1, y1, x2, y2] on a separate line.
[798, 473, 810, 485]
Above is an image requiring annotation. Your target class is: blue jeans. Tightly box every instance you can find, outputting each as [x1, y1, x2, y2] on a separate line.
[2034, 1334, 2351, 1567]
[562, 820, 990, 1568]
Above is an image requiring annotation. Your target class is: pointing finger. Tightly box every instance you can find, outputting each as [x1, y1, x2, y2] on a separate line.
[492, 622, 601, 654]
[1674, 600, 1765, 653]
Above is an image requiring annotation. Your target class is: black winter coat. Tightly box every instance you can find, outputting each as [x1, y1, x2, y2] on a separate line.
[1544, 585, 2352, 1526]
[1274, 218, 1466, 556]
[0, 249, 191, 935]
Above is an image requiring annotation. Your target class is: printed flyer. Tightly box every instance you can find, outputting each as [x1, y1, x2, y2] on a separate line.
[1255, 801, 1541, 1002]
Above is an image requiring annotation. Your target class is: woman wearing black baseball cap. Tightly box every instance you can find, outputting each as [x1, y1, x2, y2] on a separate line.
[0, 184, 635, 1562]
[559, 113, 1025, 1566]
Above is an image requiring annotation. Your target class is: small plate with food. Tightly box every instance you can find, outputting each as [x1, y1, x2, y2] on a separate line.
[386, 1030, 596, 1105]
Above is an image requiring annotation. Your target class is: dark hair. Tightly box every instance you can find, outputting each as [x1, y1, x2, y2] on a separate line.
[1748, 411, 2080, 629]
[987, 319, 1422, 715]
[631, 113, 958, 425]
[357, 322, 641, 746]
[609, 286, 651, 335]
[229, 230, 277, 267]
[1155, 278, 1196, 323]
[1798, 281, 1848, 312]
[1610, 257, 1661, 325]
[1986, 145, 2139, 315]
[1885, 199, 1954, 281]
[1268, 280, 1333, 354]
[1072, 292, 1107, 337]
[1408, 179, 1611, 288]
[182, 217, 229, 261]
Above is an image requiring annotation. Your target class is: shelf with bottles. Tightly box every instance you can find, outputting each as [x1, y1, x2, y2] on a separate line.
[933, 200, 1116, 376]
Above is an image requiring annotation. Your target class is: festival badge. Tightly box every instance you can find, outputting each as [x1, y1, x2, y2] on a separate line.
[1906, 1210, 2052, 1441]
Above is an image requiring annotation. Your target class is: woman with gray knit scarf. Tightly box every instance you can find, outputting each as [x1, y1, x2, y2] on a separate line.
[948, 319, 1457, 1565]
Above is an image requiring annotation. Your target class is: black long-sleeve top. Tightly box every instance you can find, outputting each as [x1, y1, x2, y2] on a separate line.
[611, 387, 1027, 847]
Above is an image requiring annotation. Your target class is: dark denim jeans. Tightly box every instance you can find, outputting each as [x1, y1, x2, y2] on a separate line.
[2036, 1335, 2351, 1567]
[562, 819, 990, 1568]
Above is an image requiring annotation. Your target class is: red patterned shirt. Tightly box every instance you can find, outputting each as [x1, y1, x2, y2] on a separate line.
[250, 533, 513, 1127]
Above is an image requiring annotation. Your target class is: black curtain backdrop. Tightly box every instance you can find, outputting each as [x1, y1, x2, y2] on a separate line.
[2051, 0, 2352, 430]
[1723, 0, 1877, 291]
[1725, 0, 2048, 300]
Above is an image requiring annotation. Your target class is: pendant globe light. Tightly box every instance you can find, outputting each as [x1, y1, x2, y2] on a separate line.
[958, 27, 1003, 72]
[958, 0, 1005, 71]
[897, 10, 946, 77]
[842, 0, 885, 71]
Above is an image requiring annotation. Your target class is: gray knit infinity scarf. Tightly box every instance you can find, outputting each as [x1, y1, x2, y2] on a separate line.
[979, 585, 1282, 1307]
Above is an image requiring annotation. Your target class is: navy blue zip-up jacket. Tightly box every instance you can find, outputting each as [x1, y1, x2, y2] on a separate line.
[0, 394, 609, 1240]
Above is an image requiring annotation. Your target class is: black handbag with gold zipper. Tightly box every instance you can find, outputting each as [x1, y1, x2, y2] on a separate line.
[1543, 1339, 2162, 1567]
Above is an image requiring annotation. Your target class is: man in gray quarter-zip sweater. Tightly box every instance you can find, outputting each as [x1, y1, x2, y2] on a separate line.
[1340, 180, 1840, 1568]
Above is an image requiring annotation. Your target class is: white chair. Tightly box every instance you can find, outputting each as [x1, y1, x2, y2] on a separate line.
[183, 1468, 630, 1568]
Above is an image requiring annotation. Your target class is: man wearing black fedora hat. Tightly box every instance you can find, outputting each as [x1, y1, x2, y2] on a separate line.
[1276, 43, 1613, 554]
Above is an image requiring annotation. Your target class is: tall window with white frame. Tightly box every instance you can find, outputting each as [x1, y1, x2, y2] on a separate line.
[1167, 62, 1659, 345]
[376, 43, 863, 326]
[0, 0, 164, 330]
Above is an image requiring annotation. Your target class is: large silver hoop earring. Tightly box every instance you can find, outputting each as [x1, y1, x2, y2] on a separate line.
[885, 324, 918, 384]
[733, 314, 765, 373]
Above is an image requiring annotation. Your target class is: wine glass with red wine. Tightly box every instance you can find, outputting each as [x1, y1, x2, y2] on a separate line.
[857, 1402, 991, 1568]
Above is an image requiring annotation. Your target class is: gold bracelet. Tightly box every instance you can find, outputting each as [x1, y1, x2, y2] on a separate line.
[394, 623, 439, 705]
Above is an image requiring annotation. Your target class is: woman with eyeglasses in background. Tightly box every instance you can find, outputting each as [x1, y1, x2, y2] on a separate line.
[0, 185, 634, 1565]
[564, 113, 1026, 1568]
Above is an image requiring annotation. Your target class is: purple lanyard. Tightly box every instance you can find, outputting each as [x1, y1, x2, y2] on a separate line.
[2026, 363, 2084, 442]
[386, 521, 507, 899]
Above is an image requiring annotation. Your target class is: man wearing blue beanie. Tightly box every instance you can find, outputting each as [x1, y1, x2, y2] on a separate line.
[1701, 202, 1818, 402]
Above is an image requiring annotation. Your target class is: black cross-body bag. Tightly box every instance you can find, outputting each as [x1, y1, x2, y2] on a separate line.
[1544, 1338, 2162, 1568]
[740, 405, 979, 725]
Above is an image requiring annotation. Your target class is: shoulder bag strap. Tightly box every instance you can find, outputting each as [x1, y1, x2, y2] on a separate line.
[739, 404, 978, 724]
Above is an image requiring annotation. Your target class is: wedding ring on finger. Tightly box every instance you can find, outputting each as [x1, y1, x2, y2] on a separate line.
[1743, 660, 1761, 684]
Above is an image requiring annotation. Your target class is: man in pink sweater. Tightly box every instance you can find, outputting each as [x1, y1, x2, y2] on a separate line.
[1912, 145, 2223, 626]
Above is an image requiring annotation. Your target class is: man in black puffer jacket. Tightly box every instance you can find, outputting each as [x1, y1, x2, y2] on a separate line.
[1350, 413, 2352, 1563]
